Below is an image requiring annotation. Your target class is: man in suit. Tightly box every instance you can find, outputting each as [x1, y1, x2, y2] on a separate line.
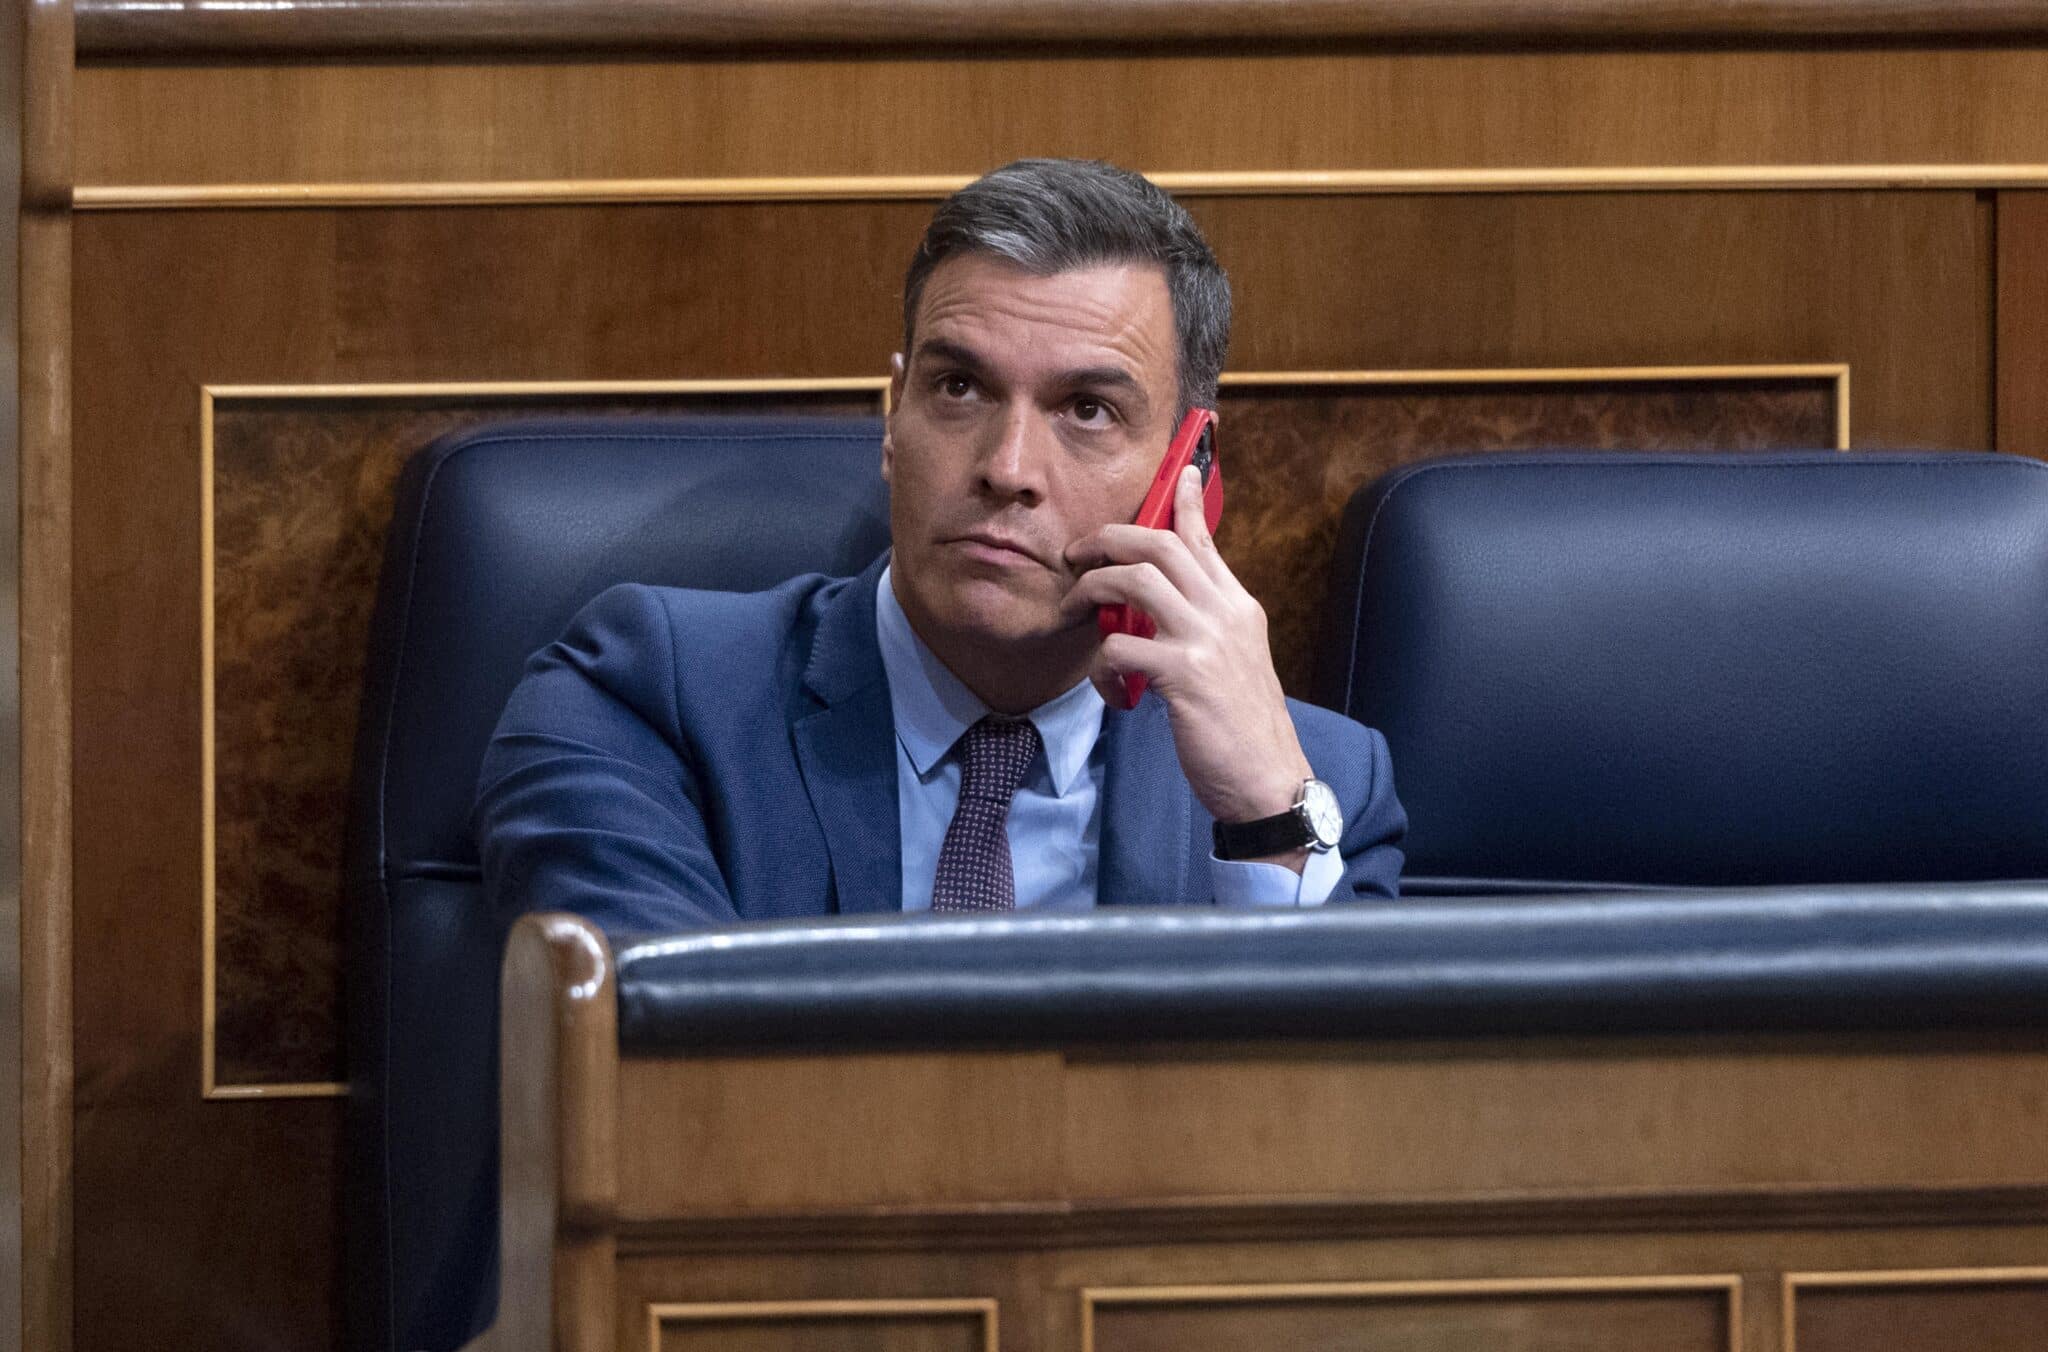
[476, 159, 1405, 933]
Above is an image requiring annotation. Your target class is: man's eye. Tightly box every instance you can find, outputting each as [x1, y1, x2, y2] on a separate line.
[1070, 397, 1114, 426]
[936, 373, 976, 399]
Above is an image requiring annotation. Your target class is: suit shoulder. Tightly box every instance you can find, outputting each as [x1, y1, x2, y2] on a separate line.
[579, 573, 844, 655]
[1284, 696, 1381, 750]
[1285, 697, 1392, 795]
[585, 572, 864, 710]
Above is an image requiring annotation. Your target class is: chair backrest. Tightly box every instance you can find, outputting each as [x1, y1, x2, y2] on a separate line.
[344, 416, 890, 1351]
[1317, 451, 2048, 894]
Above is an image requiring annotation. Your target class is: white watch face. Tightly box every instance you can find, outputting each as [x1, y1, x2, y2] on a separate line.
[1302, 779, 1343, 850]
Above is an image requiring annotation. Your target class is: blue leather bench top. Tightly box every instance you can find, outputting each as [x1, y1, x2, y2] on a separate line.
[613, 884, 2048, 1050]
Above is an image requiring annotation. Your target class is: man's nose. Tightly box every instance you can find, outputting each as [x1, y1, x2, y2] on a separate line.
[979, 403, 1051, 503]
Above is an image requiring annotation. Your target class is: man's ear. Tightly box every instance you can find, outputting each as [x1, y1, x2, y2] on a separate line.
[881, 352, 907, 483]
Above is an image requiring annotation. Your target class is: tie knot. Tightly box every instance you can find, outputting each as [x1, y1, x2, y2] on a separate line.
[957, 715, 1041, 804]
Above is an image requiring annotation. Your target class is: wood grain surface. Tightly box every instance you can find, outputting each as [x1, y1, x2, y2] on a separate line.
[605, 1236, 2048, 1352]
[18, 1, 76, 1350]
[589, 1033, 2048, 1352]
[74, 47, 2048, 190]
[1997, 193, 2048, 459]
[650, 1302, 993, 1352]
[71, 0, 2048, 57]
[1088, 1285, 1732, 1352]
[1792, 1278, 2048, 1352]
[611, 1038, 2048, 1219]
[64, 183, 1995, 1346]
[51, 16, 2035, 1330]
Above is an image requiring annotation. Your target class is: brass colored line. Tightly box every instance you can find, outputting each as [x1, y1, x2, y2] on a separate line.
[1089, 1274, 1745, 1302]
[73, 165, 2048, 211]
[1223, 363, 1850, 387]
[200, 388, 219, 1099]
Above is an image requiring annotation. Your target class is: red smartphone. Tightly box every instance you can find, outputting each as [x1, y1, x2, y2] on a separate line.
[1095, 407, 1224, 709]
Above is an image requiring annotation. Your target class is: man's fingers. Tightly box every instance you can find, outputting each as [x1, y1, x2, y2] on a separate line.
[1092, 630, 1166, 698]
[1063, 561, 1200, 632]
[1172, 461, 1239, 588]
[1068, 521, 1216, 604]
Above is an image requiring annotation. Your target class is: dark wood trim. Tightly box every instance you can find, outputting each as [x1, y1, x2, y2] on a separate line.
[612, 1183, 2048, 1255]
[73, 0, 2048, 58]
[18, 1, 74, 1350]
[1997, 192, 2048, 458]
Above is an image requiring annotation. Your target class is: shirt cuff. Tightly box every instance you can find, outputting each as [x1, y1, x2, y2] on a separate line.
[1207, 844, 1343, 907]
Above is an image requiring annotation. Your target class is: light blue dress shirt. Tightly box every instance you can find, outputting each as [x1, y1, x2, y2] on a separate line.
[876, 566, 1340, 912]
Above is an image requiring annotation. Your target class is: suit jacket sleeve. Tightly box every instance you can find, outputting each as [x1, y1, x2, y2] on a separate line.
[1290, 700, 1407, 901]
[1338, 724, 1407, 900]
[474, 583, 742, 935]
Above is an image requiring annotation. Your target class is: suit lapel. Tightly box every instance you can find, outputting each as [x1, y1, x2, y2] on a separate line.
[1096, 696, 1200, 907]
[792, 562, 902, 916]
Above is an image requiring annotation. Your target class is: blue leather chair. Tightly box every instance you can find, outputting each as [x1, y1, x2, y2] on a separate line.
[344, 417, 890, 1351]
[1316, 451, 2048, 893]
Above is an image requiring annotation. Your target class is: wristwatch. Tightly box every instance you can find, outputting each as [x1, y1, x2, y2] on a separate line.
[1212, 778, 1343, 861]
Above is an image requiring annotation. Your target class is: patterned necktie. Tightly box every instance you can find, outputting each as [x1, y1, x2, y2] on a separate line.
[930, 715, 1043, 913]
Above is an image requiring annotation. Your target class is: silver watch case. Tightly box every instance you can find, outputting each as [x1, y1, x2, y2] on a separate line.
[1299, 778, 1343, 851]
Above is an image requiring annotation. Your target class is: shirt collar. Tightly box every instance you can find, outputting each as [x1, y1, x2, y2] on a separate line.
[875, 563, 1104, 796]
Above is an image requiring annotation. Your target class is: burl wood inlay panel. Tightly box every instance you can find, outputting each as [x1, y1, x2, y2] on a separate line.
[212, 375, 1827, 1086]
[1793, 1279, 2048, 1352]
[209, 390, 880, 1087]
[1090, 1286, 1732, 1352]
[1216, 376, 1838, 695]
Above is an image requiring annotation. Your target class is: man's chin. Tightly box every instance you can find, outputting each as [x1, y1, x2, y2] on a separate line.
[928, 586, 1084, 652]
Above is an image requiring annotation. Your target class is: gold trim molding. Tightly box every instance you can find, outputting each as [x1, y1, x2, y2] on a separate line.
[198, 376, 891, 1101]
[1781, 1266, 2048, 1352]
[199, 363, 1843, 1099]
[74, 164, 2048, 211]
[1081, 1274, 1745, 1352]
[645, 1297, 998, 1352]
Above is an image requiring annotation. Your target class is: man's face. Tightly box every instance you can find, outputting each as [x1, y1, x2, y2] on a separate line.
[883, 253, 1181, 659]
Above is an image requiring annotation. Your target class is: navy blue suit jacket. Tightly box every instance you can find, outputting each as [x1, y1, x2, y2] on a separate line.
[476, 559, 1406, 934]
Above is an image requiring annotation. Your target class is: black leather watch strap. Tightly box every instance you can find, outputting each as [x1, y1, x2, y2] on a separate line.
[1212, 807, 1314, 861]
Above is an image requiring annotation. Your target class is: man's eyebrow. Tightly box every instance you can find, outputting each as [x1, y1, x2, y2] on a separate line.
[1058, 366, 1145, 396]
[1060, 365, 1152, 419]
[910, 338, 988, 371]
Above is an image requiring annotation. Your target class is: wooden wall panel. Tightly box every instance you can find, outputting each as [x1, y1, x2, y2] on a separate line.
[61, 183, 1999, 1352]
[614, 1038, 2048, 1217]
[650, 1301, 994, 1352]
[1203, 192, 1987, 448]
[1088, 1284, 1732, 1352]
[1791, 1276, 2048, 1352]
[1997, 192, 2048, 457]
[71, 48, 2048, 190]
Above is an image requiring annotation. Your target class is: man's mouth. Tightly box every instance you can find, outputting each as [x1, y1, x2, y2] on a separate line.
[949, 529, 1048, 568]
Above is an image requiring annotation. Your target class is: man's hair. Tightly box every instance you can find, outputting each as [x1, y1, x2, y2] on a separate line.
[902, 158, 1232, 415]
